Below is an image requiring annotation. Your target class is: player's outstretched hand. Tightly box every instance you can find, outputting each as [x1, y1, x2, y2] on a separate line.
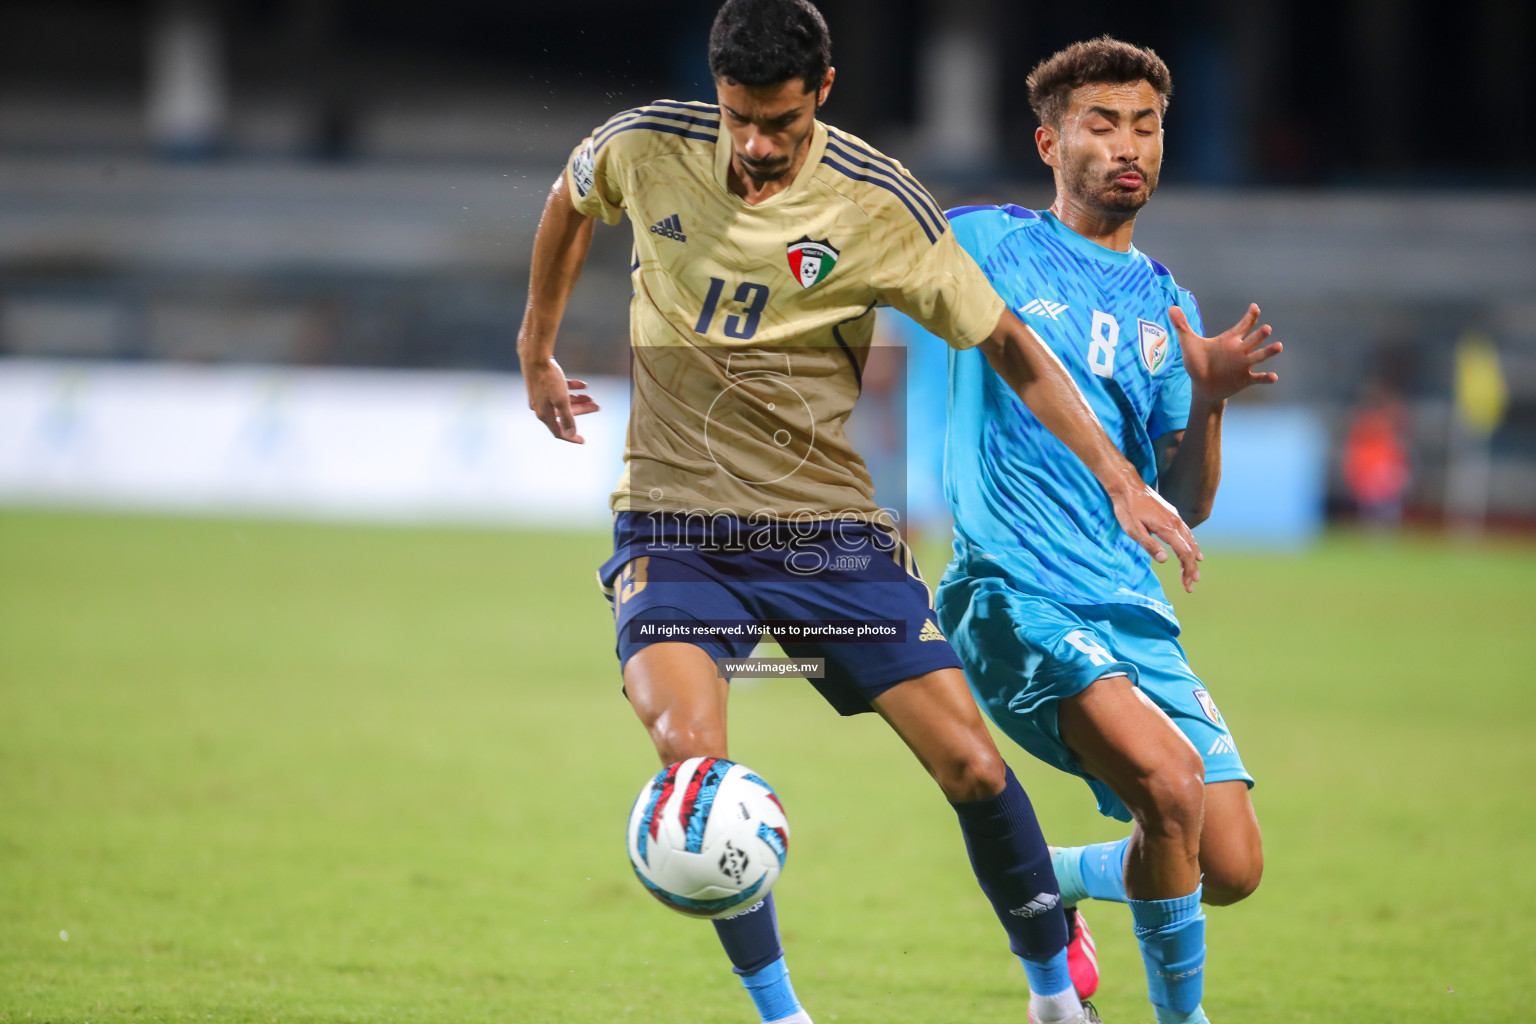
[1111, 480, 1203, 592]
[524, 357, 600, 444]
[1170, 302, 1282, 401]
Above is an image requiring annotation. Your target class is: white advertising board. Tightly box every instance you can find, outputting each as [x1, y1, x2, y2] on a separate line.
[0, 358, 1323, 544]
[0, 359, 628, 526]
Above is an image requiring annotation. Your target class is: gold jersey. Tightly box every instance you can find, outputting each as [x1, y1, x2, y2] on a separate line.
[565, 99, 1005, 520]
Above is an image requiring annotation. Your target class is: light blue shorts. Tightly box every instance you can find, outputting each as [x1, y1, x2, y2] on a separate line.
[935, 571, 1253, 823]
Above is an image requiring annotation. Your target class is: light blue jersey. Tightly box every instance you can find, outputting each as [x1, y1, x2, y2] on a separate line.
[941, 205, 1202, 628]
[933, 206, 1246, 1024]
[928, 204, 1251, 824]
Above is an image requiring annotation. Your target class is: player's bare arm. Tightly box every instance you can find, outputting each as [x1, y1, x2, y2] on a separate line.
[980, 309, 1203, 590]
[516, 172, 602, 444]
[1156, 302, 1283, 525]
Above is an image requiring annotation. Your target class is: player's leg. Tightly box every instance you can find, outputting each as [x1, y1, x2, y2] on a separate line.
[872, 668, 1087, 1024]
[1056, 675, 1206, 900]
[759, 531, 1084, 1021]
[1197, 780, 1263, 906]
[1054, 778, 1263, 908]
[1050, 783, 1258, 1023]
[624, 640, 729, 764]
[624, 640, 809, 1024]
[1053, 676, 1210, 1024]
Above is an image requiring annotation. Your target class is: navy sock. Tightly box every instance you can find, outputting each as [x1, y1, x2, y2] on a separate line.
[952, 765, 1068, 960]
[713, 894, 784, 975]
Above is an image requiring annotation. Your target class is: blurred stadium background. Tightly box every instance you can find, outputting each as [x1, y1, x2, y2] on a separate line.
[2, 2, 1534, 1023]
[1, 0, 1533, 528]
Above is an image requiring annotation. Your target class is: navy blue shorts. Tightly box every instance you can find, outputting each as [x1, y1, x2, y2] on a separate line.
[598, 512, 961, 716]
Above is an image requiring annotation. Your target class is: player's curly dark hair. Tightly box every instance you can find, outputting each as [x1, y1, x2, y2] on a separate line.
[708, 0, 831, 93]
[1026, 36, 1172, 129]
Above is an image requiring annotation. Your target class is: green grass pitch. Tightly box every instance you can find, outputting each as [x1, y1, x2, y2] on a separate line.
[2, 510, 1534, 1023]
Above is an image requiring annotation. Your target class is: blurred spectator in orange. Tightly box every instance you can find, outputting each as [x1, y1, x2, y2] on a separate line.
[1342, 383, 1411, 526]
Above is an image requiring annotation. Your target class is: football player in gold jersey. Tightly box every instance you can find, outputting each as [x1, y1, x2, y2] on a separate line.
[516, 3, 1198, 1022]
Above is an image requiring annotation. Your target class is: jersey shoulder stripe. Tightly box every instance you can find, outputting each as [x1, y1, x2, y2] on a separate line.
[823, 129, 945, 224]
[822, 152, 942, 244]
[822, 129, 946, 237]
[822, 137, 946, 242]
[594, 103, 721, 153]
[820, 142, 946, 244]
[595, 101, 722, 132]
[597, 119, 719, 153]
[824, 129, 936, 192]
[648, 99, 722, 115]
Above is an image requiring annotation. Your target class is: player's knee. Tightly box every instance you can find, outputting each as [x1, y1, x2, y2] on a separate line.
[934, 746, 1007, 803]
[650, 721, 726, 766]
[1129, 759, 1205, 840]
[1202, 845, 1264, 905]
[1203, 859, 1263, 905]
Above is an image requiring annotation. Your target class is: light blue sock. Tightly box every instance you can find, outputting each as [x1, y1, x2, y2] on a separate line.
[1020, 947, 1081, 1022]
[1130, 886, 1206, 1019]
[1055, 837, 1131, 905]
[1018, 946, 1073, 997]
[1050, 846, 1088, 906]
[740, 956, 803, 1023]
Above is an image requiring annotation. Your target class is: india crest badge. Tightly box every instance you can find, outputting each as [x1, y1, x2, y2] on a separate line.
[786, 237, 839, 289]
[1137, 318, 1170, 374]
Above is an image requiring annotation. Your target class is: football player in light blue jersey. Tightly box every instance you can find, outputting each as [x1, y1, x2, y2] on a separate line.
[917, 38, 1283, 1024]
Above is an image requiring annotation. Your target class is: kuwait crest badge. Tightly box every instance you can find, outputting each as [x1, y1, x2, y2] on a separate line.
[786, 237, 839, 289]
[1137, 318, 1170, 374]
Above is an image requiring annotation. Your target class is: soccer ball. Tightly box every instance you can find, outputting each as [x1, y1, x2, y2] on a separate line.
[626, 757, 790, 919]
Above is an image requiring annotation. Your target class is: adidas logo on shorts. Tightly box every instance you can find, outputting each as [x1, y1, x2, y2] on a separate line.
[919, 619, 945, 642]
[649, 213, 686, 242]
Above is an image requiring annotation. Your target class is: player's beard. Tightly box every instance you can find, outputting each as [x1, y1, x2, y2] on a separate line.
[740, 155, 792, 182]
[1064, 151, 1159, 217]
[736, 120, 814, 183]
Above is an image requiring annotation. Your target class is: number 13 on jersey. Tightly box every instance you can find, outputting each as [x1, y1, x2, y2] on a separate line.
[695, 277, 771, 340]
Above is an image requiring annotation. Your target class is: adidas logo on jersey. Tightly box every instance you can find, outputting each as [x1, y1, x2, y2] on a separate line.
[649, 214, 686, 242]
[919, 619, 946, 642]
[1021, 297, 1069, 320]
[1207, 734, 1237, 757]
